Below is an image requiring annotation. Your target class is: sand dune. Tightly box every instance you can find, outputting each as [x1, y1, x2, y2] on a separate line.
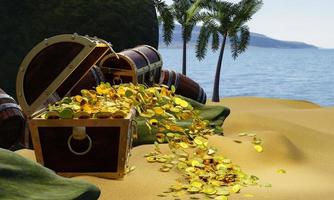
[17, 97, 334, 200]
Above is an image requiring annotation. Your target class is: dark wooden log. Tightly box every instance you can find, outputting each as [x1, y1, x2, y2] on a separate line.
[0, 88, 26, 149]
[160, 70, 207, 104]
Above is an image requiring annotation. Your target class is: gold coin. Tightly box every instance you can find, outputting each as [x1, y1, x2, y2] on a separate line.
[254, 145, 263, 153]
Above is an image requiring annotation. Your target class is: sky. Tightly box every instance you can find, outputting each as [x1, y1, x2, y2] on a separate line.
[164, 0, 334, 48]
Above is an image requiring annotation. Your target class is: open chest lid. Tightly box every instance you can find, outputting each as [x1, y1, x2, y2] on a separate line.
[16, 34, 112, 117]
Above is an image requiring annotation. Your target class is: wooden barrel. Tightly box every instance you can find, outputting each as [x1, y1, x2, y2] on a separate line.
[0, 88, 26, 149]
[160, 70, 207, 104]
[70, 65, 106, 95]
[99, 45, 162, 86]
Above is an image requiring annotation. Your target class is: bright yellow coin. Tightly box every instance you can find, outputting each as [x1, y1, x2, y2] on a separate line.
[153, 107, 165, 115]
[179, 142, 189, 149]
[254, 145, 263, 153]
[149, 119, 158, 126]
[174, 97, 189, 108]
[232, 184, 241, 193]
[202, 186, 216, 195]
[190, 181, 203, 188]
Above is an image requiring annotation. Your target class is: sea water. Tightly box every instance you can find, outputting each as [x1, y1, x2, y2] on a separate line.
[159, 47, 334, 106]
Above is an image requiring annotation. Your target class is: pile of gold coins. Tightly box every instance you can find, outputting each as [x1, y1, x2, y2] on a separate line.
[44, 82, 265, 199]
[42, 82, 195, 121]
[43, 83, 134, 119]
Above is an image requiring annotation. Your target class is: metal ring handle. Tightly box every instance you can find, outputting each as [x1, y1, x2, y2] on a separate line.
[67, 134, 92, 156]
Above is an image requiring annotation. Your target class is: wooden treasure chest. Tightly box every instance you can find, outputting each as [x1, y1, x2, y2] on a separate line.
[16, 34, 136, 178]
[99, 45, 162, 86]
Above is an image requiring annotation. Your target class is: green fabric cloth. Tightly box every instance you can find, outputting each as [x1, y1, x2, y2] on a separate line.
[0, 148, 100, 200]
[133, 97, 230, 146]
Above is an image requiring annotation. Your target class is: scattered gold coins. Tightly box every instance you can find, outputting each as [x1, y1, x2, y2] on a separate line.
[238, 132, 264, 153]
[138, 96, 267, 199]
[277, 169, 287, 174]
[43, 82, 269, 199]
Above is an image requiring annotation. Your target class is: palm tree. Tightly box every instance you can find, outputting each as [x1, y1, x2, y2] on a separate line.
[194, 0, 263, 102]
[154, 0, 175, 46]
[171, 0, 201, 75]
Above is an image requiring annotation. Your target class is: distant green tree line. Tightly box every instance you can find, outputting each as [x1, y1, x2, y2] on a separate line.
[0, 0, 158, 98]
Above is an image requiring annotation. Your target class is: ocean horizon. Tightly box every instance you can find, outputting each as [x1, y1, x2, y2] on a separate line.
[159, 46, 334, 107]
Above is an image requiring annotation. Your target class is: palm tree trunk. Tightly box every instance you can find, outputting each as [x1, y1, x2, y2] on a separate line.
[182, 32, 187, 75]
[212, 34, 227, 102]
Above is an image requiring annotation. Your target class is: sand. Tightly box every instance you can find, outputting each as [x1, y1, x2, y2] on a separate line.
[17, 97, 334, 200]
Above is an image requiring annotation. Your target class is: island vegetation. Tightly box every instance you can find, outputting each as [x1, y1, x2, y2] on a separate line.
[158, 0, 263, 102]
[0, 0, 158, 97]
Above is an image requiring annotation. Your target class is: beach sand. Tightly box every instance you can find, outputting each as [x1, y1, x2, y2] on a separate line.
[17, 97, 334, 200]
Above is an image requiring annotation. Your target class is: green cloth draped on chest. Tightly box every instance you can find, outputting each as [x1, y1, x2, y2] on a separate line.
[133, 97, 230, 146]
[0, 149, 100, 200]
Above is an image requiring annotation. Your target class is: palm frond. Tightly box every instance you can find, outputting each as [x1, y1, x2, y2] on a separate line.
[193, 11, 212, 24]
[183, 23, 195, 43]
[186, 0, 201, 22]
[232, 0, 263, 29]
[239, 0, 263, 17]
[211, 30, 220, 52]
[173, 0, 203, 44]
[195, 0, 218, 11]
[229, 25, 250, 59]
[173, 0, 193, 24]
[201, 0, 260, 59]
[238, 25, 250, 53]
[154, 0, 175, 45]
[208, 1, 234, 34]
[196, 25, 210, 60]
[196, 21, 219, 60]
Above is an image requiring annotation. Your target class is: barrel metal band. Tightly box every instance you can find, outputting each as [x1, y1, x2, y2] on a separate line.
[159, 70, 165, 84]
[173, 71, 180, 89]
[167, 70, 173, 86]
[143, 45, 163, 62]
[201, 88, 206, 103]
[90, 66, 100, 86]
[0, 103, 22, 112]
[0, 94, 15, 101]
[197, 87, 203, 102]
[132, 49, 154, 83]
[93, 66, 106, 82]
